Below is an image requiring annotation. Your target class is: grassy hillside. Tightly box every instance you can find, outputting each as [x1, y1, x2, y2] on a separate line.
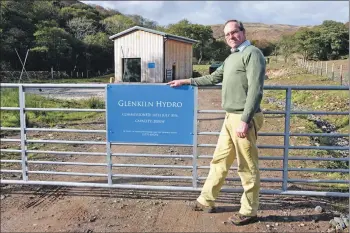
[211, 22, 306, 41]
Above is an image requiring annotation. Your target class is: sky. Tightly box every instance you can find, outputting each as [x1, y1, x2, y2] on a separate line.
[81, 1, 349, 26]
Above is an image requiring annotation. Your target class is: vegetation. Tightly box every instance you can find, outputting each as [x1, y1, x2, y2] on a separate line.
[276, 21, 349, 62]
[1, 0, 348, 76]
[0, 88, 104, 129]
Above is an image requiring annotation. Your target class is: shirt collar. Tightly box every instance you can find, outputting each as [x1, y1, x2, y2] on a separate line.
[231, 40, 251, 53]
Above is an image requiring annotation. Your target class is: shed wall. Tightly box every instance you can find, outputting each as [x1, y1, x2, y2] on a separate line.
[164, 39, 193, 80]
[114, 30, 164, 82]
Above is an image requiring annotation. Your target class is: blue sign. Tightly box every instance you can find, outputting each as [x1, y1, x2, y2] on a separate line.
[106, 84, 195, 145]
[148, 62, 155, 68]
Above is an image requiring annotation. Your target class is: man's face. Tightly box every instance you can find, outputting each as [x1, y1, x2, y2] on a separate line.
[224, 22, 246, 49]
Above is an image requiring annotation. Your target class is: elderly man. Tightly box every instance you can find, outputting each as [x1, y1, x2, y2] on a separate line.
[168, 20, 265, 226]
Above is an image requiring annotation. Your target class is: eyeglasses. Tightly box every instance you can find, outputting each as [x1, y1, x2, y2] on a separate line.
[225, 30, 241, 38]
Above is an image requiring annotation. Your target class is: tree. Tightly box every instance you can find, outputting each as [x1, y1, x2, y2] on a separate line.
[318, 20, 348, 60]
[83, 32, 113, 73]
[208, 40, 230, 62]
[32, 1, 59, 22]
[59, 6, 100, 23]
[251, 39, 276, 56]
[0, 0, 35, 70]
[127, 14, 158, 29]
[67, 17, 97, 40]
[31, 26, 74, 70]
[101, 14, 136, 34]
[292, 21, 348, 61]
[166, 19, 213, 64]
[278, 35, 296, 63]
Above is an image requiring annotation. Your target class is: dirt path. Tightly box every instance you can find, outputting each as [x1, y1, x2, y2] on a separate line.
[25, 87, 105, 100]
[1, 88, 347, 232]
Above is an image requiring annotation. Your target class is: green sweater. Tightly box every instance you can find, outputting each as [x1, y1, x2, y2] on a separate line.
[190, 45, 265, 123]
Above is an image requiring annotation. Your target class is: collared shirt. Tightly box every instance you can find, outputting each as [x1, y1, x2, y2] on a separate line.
[231, 40, 251, 53]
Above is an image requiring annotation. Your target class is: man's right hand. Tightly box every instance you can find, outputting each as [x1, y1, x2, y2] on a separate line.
[167, 79, 191, 87]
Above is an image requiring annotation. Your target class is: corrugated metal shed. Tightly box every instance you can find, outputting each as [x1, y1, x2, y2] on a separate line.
[109, 26, 198, 83]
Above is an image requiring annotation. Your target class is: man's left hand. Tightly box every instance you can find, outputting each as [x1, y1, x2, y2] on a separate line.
[236, 121, 249, 138]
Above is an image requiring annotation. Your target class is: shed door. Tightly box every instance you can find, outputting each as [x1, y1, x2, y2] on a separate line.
[172, 64, 176, 81]
[122, 58, 141, 82]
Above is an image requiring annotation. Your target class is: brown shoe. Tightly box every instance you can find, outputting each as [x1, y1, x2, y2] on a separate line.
[190, 201, 217, 213]
[227, 214, 258, 226]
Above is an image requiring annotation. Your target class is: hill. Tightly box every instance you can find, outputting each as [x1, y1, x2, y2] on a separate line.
[211, 22, 304, 42]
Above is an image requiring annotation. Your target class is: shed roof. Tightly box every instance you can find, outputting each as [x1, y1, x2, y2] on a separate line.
[109, 26, 198, 44]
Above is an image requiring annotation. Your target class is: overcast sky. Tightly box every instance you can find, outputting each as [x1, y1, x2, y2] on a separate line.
[81, 1, 349, 26]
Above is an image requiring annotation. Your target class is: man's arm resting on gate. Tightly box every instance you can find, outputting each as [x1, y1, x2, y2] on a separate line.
[190, 63, 225, 86]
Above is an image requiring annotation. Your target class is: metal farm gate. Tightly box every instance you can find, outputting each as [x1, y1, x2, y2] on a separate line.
[0, 83, 349, 197]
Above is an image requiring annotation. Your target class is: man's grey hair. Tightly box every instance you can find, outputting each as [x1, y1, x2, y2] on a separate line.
[224, 20, 245, 31]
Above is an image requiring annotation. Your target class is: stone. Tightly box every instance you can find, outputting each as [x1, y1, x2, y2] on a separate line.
[89, 216, 97, 222]
[314, 206, 323, 213]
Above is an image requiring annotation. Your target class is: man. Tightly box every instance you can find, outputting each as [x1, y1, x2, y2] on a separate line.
[167, 20, 265, 226]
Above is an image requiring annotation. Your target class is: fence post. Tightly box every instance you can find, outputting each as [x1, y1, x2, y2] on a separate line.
[282, 88, 292, 191]
[340, 65, 343, 85]
[51, 67, 54, 79]
[331, 63, 335, 80]
[313, 63, 315, 74]
[320, 62, 323, 76]
[325, 62, 328, 76]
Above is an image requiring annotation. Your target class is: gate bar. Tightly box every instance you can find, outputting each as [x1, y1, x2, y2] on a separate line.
[1, 180, 348, 197]
[282, 88, 292, 191]
[192, 86, 198, 188]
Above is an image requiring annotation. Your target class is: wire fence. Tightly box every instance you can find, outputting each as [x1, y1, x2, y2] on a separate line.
[297, 59, 349, 85]
[0, 69, 113, 83]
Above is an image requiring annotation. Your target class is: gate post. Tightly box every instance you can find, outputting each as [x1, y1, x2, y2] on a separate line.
[192, 86, 198, 188]
[19, 85, 28, 181]
[105, 85, 113, 185]
[282, 88, 292, 191]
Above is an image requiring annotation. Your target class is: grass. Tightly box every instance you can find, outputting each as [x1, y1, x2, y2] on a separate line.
[193, 65, 210, 76]
[0, 88, 105, 129]
[23, 73, 113, 84]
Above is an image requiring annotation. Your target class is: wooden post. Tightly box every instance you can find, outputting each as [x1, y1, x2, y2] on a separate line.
[325, 62, 328, 75]
[51, 67, 54, 79]
[331, 63, 334, 80]
[320, 62, 323, 76]
[313, 63, 315, 74]
[340, 65, 343, 85]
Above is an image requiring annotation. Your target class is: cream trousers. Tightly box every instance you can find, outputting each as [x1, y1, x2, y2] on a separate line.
[197, 112, 264, 216]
